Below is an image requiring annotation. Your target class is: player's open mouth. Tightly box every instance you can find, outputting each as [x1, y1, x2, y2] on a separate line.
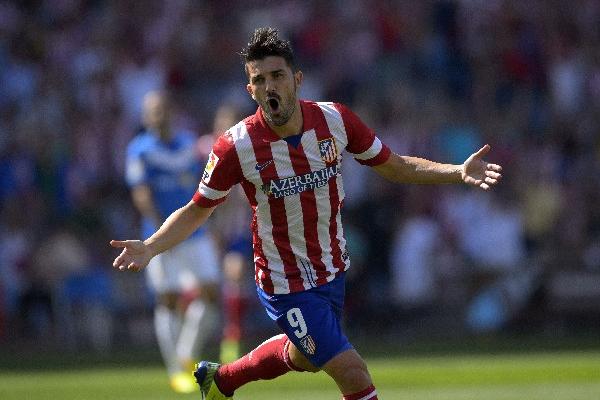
[268, 98, 280, 112]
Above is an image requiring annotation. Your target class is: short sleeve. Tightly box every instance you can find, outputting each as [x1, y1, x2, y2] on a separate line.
[192, 132, 243, 208]
[334, 103, 391, 166]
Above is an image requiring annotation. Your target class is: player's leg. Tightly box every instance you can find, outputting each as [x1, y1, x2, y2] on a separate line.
[195, 273, 377, 399]
[146, 253, 181, 373]
[153, 290, 183, 374]
[281, 275, 378, 399]
[174, 236, 221, 369]
[220, 251, 248, 363]
[146, 252, 196, 393]
[321, 349, 377, 399]
[287, 342, 377, 398]
[176, 282, 219, 367]
[194, 333, 309, 399]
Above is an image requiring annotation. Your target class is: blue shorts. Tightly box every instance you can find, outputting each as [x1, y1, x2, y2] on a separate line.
[256, 273, 352, 368]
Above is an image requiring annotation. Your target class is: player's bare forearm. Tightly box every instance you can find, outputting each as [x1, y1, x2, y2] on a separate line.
[372, 152, 462, 184]
[144, 201, 216, 256]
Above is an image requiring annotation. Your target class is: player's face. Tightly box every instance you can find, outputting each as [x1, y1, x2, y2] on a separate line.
[246, 56, 302, 127]
[142, 93, 170, 131]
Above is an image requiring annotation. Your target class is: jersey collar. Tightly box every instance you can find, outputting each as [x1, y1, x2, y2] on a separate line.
[255, 100, 310, 142]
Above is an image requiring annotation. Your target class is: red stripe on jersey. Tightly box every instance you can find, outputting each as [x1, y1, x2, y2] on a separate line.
[248, 126, 304, 293]
[312, 108, 345, 272]
[288, 138, 328, 286]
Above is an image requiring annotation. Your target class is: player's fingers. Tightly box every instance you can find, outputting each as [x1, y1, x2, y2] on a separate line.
[113, 251, 129, 268]
[110, 240, 127, 248]
[479, 182, 490, 190]
[113, 256, 125, 268]
[467, 178, 483, 187]
[485, 177, 497, 185]
[487, 163, 502, 172]
[127, 262, 141, 272]
[485, 170, 502, 179]
[472, 144, 490, 160]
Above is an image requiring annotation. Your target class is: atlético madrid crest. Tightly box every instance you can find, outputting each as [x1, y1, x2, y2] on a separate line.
[318, 138, 337, 164]
[300, 335, 317, 355]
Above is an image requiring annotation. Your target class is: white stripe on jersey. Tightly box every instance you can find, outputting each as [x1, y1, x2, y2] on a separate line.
[197, 182, 230, 200]
[301, 129, 341, 279]
[234, 123, 290, 294]
[349, 137, 383, 161]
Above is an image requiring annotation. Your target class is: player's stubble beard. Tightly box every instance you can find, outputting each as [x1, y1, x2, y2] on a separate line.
[260, 81, 297, 127]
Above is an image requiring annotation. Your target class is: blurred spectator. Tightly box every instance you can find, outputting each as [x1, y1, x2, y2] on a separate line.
[390, 189, 442, 309]
[2, 0, 600, 350]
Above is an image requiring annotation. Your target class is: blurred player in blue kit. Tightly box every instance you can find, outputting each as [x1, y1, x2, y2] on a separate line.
[125, 91, 221, 393]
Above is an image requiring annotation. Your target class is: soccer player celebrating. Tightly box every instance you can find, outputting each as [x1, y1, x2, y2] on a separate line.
[111, 28, 502, 400]
[124, 91, 221, 393]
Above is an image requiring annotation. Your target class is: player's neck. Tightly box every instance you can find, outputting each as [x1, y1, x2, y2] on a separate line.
[157, 126, 171, 141]
[267, 101, 303, 139]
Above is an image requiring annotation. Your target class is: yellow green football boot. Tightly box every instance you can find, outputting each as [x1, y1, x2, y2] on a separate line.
[194, 361, 232, 400]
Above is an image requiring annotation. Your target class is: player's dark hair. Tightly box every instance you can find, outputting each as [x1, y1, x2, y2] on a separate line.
[241, 27, 296, 75]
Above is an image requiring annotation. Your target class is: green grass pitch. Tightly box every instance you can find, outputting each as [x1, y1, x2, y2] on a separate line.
[1, 351, 599, 399]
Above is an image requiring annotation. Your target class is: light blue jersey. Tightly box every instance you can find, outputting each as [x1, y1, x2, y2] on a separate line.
[126, 129, 205, 240]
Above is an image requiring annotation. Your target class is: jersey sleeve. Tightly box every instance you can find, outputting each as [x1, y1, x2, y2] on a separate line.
[192, 132, 242, 208]
[334, 103, 391, 166]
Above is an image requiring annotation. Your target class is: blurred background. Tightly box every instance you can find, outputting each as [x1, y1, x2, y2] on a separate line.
[1, 0, 600, 360]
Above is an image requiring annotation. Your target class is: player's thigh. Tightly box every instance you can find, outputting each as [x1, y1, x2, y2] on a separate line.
[146, 253, 179, 295]
[173, 235, 221, 290]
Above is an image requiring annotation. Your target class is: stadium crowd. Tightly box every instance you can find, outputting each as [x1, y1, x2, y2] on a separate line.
[1, 0, 600, 350]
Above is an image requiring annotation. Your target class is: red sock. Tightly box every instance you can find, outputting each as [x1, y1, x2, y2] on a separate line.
[215, 334, 303, 396]
[343, 384, 378, 400]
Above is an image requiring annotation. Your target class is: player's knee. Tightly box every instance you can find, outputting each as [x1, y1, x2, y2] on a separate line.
[322, 350, 372, 391]
[157, 292, 179, 309]
[198, 282, 220, 303]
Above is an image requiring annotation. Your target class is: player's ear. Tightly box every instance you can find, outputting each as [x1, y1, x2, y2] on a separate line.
[246, 84, 256, 101]
[294, 70, 303, 88]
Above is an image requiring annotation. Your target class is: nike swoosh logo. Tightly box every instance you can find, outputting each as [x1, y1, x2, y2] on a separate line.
[255, 160, 274, 171]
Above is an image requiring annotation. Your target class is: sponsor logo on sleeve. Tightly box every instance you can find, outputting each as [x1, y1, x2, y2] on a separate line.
[202, 151, 219, 182]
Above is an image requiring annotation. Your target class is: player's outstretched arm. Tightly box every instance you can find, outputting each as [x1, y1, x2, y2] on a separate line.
[110, 201, 216, 272]
[372, 144, 502, 190]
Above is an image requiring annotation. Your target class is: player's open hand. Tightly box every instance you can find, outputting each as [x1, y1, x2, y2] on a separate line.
[110, 240, 153, 272]
[461, 144, 503, 190]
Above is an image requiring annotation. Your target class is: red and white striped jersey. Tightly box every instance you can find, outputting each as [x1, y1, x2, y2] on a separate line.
[193, 100, 390, 294]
